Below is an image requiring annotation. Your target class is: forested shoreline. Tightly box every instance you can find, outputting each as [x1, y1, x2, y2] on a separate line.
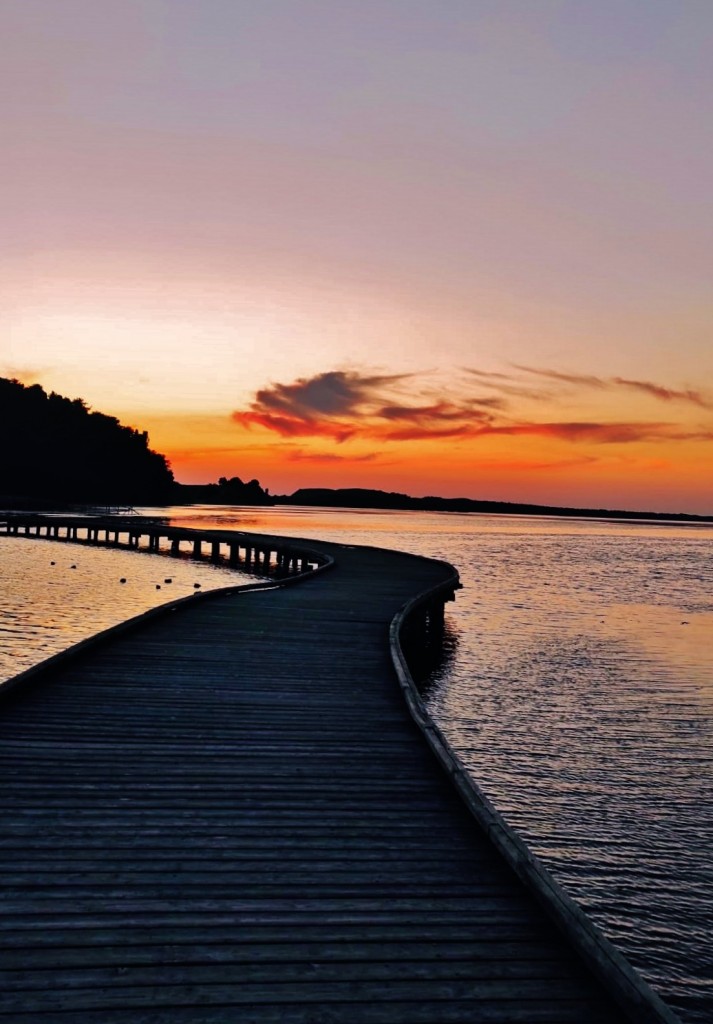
[2, 377, 710, 522]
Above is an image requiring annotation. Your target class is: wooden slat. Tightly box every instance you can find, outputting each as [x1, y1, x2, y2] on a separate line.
[0, 527, 634, 1021]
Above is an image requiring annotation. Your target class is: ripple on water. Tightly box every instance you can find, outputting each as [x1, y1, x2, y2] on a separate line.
[2, 509, 712, 1023]
[0, 535, 260, 681]
[425, 531, 713, 1024]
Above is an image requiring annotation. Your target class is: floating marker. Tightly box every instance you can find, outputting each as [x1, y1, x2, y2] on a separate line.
[120, 578, 127, 584]
[193, 582, 201, 589]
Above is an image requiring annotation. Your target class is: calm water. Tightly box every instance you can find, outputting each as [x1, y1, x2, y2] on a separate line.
[2, 505, 711, 1023]
[0, 531, 260, 679]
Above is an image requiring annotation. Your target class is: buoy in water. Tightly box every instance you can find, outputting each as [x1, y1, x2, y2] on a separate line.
[120, 578, 127, 584]
[193, 582, 201, 589]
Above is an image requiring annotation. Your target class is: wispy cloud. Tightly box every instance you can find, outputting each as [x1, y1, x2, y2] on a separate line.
[514, 364, 713, 410]
[474, 455, 601, 471]
[480, 421, 701, 444]
[231, 366, 713, 450]
[466, 368, 519, 382]
[377, 401, 500, 422]
[285, 450, 381, 463]
[612, 377, 712, 409]
[382, 423, 484, 442]
[512, 364, 607, 389]
[233, 409, 356, 442]
[463, 367, 552, 402]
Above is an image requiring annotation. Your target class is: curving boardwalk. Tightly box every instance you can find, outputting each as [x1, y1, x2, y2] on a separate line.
[0, 531, 670, 1022]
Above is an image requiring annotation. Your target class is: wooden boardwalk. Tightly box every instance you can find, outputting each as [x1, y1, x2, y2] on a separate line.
[0, 529, 675, 1022]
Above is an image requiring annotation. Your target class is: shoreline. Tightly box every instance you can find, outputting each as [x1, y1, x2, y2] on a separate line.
[2, 496, 712, 526]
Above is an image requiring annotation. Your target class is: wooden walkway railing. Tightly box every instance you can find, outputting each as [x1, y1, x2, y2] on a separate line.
[0, 516, 680, 1023]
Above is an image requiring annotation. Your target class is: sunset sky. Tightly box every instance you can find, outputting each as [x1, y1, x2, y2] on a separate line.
[3, 0, 712, 512]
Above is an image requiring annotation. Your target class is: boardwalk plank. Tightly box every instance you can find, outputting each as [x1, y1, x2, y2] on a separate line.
[0, 526, 644, 1021]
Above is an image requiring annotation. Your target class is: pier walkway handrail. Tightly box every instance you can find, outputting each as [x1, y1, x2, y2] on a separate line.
[0, 514, 681, 1023]
[0, 512, 331, 577]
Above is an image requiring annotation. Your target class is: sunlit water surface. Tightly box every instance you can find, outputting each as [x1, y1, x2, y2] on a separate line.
[2, 504, 711, 1023]
[0, 531, 260, 678]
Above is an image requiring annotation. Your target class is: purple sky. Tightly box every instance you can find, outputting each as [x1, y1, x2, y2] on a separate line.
[2, 1, 712, 509]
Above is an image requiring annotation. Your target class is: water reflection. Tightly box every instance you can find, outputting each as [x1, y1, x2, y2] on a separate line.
[0, 534, 259, 681]
[2, 505, 713, 1022]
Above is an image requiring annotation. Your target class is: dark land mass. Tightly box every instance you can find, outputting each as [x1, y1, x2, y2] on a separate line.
[1, 377, 174, 504]
[2, 376, 710, 522]
[0, 378, 272, 508]
[174, 477, 272, 505]
[276, 487, 713, 524]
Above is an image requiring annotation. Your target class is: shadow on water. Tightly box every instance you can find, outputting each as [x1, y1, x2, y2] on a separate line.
[408, 619, 460, 693]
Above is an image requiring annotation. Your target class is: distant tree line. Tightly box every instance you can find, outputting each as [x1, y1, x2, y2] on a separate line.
[276, 487, 711, 523]
[174, 477, 272, 505]
[0, 377, 174, 504]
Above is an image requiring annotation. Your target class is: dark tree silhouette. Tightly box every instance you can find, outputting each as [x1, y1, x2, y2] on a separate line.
[174, 475, 272, 505]
[0, 377, 174, 504]
[280, 487, 710, 522]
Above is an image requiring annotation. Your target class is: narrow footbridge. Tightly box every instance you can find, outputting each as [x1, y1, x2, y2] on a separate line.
[0, 516, 679, 1023]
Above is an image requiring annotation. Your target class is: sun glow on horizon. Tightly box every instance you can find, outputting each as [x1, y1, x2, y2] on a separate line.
[3, 1, 712, 513]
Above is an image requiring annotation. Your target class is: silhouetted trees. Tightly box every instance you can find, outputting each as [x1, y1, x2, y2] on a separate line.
[279, 487, 711, 522]
[0, 377, 174, 504]
[174, 476, 272, 505]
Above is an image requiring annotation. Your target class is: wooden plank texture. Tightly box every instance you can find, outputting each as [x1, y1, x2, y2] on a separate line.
[0, 530, 635, 1022]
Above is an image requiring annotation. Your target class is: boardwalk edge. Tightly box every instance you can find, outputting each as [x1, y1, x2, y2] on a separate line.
[0, 529, 334, 701]
[389, 565, 683, 1024]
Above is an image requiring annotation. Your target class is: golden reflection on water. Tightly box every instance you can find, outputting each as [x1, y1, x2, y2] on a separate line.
[3, 505, 713, 1022]
[148, 502, 713, 541]
[602, 604, 713, 701]
[0, 534, 258, 680]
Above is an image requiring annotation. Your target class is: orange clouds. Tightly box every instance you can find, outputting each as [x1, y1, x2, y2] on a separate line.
[230, 366, 713, 449]
[233, 409, 355, 441]
[232, 370, 413, 442]
[142, 362, 712, 511]
[232, 370, 507, 445]
[483, 422, 713, 444]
